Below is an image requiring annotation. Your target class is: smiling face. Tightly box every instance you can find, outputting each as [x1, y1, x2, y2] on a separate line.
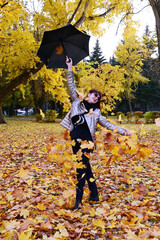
[88, 92, 100, 104]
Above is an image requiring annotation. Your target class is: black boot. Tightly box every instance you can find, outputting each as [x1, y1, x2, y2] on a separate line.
[74, 200, 82, 210]
[88, 195, 99, 202]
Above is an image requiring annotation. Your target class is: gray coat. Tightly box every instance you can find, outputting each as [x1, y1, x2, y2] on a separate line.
[60, 71, 126, 142]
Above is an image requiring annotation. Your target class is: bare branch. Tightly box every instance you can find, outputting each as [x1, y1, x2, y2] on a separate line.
[74, 4, 115, 27]
[116, 4, 150, 35]
[1, 2, 8, 8]
[88, 6, 115, 20]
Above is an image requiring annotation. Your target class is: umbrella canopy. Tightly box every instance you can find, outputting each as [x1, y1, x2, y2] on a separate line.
[37, 24, 90, 69]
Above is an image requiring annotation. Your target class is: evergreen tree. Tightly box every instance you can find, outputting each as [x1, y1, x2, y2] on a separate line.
[109, 55, 119, 66]
[135, 26, 160, 111]
[88, 39, 107, 66]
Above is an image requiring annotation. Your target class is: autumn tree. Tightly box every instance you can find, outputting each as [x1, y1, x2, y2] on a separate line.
[0, 0, 134, 123]
[121, 1, 160, 77]
[114, 20, 149, 114]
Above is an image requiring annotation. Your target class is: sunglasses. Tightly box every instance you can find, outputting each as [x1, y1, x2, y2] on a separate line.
[93, 93, 100, 99]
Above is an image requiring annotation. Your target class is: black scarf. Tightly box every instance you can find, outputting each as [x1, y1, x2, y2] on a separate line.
[83, 99, 99, 112]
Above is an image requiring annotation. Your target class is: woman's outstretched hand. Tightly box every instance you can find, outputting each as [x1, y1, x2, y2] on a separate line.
[66, 56, 72, 71]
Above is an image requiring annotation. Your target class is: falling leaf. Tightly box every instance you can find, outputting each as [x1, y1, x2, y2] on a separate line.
[74, 161, 85, 169]
[89, 178, 95, 182]
[1, 119, 159, 239]
[81, 141, 94, 149]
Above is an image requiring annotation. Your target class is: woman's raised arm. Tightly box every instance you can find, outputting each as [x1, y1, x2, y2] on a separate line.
[65, 56, 79, 101]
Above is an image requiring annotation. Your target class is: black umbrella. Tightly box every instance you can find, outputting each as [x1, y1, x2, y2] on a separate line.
[37, 24, 90, 69]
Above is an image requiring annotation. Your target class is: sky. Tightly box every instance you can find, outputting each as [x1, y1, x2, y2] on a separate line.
[89, 1, 156, 61]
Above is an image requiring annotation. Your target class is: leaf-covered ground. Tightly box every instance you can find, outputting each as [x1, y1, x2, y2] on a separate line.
[0, 119, 160, 240]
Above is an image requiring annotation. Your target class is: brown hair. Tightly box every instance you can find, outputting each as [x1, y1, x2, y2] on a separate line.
[88, 89, 102, 109]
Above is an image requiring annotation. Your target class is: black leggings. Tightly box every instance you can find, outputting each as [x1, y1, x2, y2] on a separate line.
[72, 140, 98, 202]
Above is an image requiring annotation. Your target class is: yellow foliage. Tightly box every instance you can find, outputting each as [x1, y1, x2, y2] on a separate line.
[77, 63, 126, 112]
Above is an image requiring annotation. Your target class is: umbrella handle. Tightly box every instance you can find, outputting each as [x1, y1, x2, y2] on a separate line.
[66, 56, 72, 63]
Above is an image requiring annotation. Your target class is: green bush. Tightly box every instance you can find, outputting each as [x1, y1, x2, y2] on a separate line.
[126, 112, 132, 122]
[133, 111, 143, 122]
[45, 110, 57, 122]
[144, 111, 160, 123]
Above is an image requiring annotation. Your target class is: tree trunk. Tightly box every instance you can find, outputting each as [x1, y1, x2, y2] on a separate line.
[149, 0, 160, 74]
[128, 99, 133, 116]
[0, 98, 6, 124]
[30, 79, 46, 115]
[30, 80, 40, 115]
[0, 61, 44, 124]
[58, 102, 64, 118]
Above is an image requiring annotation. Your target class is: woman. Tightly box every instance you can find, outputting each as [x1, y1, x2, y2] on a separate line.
[60, 57, 131, 209]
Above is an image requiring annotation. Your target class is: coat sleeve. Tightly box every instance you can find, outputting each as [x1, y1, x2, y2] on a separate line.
[98, 114, 126, 135]
[67, 71, 79, 102]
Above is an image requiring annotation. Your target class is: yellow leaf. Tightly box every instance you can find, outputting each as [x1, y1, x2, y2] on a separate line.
[151, 226, 160, 237]
[77, 149, 83, 161]
[74, 161, 85, 169]
[0, 201, 7, 204]
[81, 141, 94, 149]
[89, 208, 95, 217]
[20, 209, 30, 218]
[62, 189, 75, 198]
[98, 150, 106, 157]
[36, 203, 46, 211]
[106, 221, 116, 229]
[111, 146, 120, 155]
[71, 140, 76, 146]
[146, 211, 160, 217]
[40, 109, 45, 119]
[5, 220, 20, 231]
[57, 199, 65, 207]
[26, 179, 33, 186]
[89, 178, 95, 182]
[134, 166, 143, 172]
[19, 231, 32, 240]
[18, 167, 30, 180]
[92, 219, 105, 229]
[96, 207, 106, 215]
[55, 224, 69, 237]
[126, 229, 139, 240]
